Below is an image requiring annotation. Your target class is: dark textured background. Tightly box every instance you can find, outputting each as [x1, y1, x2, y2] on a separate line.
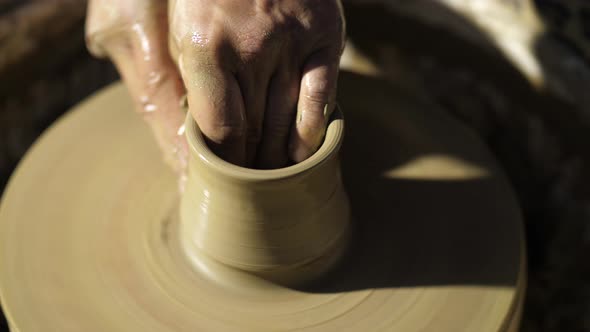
[1, 0, 589, 331]
[0, 0, 118, 192]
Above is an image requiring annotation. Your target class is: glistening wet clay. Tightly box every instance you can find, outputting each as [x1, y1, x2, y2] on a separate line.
[180, 108, 351, 287]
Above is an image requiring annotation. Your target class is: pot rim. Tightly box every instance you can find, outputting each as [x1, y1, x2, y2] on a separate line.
[185, 107, 345, 182]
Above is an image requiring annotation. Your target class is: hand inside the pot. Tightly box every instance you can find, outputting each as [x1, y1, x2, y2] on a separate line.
[86, 0, 345, 171]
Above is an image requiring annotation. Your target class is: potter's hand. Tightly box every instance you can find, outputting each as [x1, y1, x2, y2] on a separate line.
[86, 0, 345, 170]
[86, 0, 188, 175]
[169, 0, 345, 167]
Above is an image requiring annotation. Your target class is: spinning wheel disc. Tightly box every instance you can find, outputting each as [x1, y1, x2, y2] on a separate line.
[0, 72, 525, 331]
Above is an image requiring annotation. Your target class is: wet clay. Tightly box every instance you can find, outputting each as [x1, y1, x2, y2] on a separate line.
[0, 68, 525, 331]
[181, 107, 351, 287]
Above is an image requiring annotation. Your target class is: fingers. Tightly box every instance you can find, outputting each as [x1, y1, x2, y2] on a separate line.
[179, 51, 247, 166]
[170, 0, 248, 166]
[256, 67, 300, 169]
[237, 71, 270, 166]
[110, 47, 189, 174]
[86, 0, 189, 174]
[289, 51, 340, 163]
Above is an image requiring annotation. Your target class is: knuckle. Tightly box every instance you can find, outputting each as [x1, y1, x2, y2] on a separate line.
[205, 123, 245, 144]
[302, 90, 330, 106]
[197, 109, 246, 144]
[236, 27, 280, 62]
[181, 34, 215, 58]
[179, 27, 233, 66]
[87, 26, 135, 59]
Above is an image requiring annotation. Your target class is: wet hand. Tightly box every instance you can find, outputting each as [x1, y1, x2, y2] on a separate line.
[87, 0, 345, 170]
[86, 0, 189, 175]
[169, 0, 345, 168]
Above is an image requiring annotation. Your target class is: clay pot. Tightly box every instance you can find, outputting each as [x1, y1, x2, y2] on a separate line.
[180, 109, 351, 287]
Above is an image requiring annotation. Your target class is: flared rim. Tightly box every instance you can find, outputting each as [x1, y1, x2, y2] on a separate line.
[185, 108, 345, 182]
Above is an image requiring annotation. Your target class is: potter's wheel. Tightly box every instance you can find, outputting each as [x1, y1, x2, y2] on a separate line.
[0, 71, 525, 331]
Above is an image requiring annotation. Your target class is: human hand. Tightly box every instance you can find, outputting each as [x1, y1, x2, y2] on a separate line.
[87, 0, 345, 170]
[86, 0, 189, 175]
[169, 0, 345, 168]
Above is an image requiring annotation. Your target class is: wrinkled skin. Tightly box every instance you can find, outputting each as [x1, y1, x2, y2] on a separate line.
[86, 0, 345, 174]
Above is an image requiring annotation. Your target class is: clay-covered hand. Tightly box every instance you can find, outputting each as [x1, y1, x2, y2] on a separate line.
[86, 0, 188, 175]
[169, 0, 345, 168]
[86, 0, 345, 170]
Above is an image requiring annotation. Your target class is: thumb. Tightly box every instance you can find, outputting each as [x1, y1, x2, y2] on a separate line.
[111, 48, 188, 173]
[289, 51, 340, 163]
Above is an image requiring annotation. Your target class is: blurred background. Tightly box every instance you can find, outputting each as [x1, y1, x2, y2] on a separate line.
[0, 0, 589, 331]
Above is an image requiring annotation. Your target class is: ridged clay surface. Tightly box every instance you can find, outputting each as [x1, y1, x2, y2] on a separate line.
[0, 70, 524, 331]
